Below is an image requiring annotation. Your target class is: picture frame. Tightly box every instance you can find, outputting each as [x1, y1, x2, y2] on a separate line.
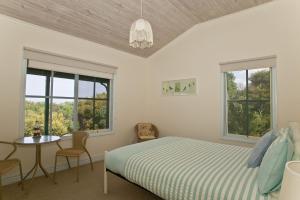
[162, 78, 197, 96]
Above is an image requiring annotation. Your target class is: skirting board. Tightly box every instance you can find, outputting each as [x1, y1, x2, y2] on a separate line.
[1, 153, 104, 186]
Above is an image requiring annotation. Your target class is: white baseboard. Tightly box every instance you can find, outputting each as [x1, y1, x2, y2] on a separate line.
[2, 153, 104, 186]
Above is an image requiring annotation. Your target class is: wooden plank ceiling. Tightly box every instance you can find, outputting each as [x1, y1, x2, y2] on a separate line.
[0, 0, 272, 57]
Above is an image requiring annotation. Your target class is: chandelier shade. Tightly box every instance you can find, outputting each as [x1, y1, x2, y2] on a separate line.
[129, 18, 153, 49]
[129, 0, 153, 49]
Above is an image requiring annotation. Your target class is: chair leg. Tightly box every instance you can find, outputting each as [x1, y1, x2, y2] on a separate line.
[76, 157, 80, 182]
[53, 155, 58, 183]
[18, 162, 24, 190]
[66, 157, 71, 169]
[86, 151, 94, 171]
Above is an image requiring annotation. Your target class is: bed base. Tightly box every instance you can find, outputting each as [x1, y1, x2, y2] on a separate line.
[103, 151, 160, 197]
[104, 151, 108, 194]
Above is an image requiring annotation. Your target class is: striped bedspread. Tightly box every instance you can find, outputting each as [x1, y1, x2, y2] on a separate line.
[123, 137, 269, 200]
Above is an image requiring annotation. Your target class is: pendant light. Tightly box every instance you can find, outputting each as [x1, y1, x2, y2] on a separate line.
[129, 0, 153, 49]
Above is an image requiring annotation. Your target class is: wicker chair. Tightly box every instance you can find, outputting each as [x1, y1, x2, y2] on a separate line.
[53, 131, 93, 182]
[135, 123, 159, 142]
[0, 141, 23, 200]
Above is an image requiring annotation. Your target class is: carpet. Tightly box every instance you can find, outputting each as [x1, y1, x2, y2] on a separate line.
[3, 161, 162, 200]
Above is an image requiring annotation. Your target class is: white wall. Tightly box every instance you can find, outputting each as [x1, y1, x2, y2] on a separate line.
[0, 15, 147, 183]
[145, 0, 300, 146]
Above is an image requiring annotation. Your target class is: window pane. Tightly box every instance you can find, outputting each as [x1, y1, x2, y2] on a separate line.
[95, 82, 108, 99]
[248, 102, 271, 137]
[248, 68, 270, 100]
[78, 100, 94, 130]
[51, 99, 74, 136]
[227, 101, 247, 135]
[25, 74, 46, 96]
[226, 71, 246, 100]
[95, 100, 108, 129]
[53, 74, 75, 97]
[25, 98, 46, 136]
[79, 80, 94, 98]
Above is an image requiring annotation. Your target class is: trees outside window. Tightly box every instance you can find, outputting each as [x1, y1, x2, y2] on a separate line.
[25, 68, 111, 136]
[225, 68, 271, 137]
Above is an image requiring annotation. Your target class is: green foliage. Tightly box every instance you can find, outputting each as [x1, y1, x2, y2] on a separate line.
[226, 72, 239, 99]
[227, 102, 247, 135]
[24, 92, 108, 136]
[248, 71, 270, 100]
[25, 101, 45, 135]
[226, 70, 271, 137]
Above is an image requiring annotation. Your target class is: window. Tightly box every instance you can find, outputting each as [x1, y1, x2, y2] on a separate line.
[25, 68, 50, 135]
[221, 56, 276, 140]
[25, 67, 111, 136]
[78, 75, 110, 131]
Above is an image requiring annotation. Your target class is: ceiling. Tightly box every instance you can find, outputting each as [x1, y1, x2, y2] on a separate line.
[0, 0, 272, 57]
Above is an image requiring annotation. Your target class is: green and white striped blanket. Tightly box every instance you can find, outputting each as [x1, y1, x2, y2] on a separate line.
[122, 137, 269, 200]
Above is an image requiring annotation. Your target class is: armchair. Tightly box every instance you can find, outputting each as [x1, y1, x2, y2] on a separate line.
[0, 141, 23, 200]
[53, 131, 93, 182]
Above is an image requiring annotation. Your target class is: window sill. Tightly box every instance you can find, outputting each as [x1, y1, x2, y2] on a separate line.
[221, 134, 260, 144]
[60, 130, 114, 141]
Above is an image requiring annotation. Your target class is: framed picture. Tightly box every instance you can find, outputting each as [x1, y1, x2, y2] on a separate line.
[162, 78, 197, 96]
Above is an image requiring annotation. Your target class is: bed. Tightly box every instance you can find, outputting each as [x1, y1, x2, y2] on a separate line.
[104, 137, 276, 200]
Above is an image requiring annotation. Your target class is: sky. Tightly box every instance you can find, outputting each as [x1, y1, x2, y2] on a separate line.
[26, 75, 106, 103]
[232, 68, 269, 90]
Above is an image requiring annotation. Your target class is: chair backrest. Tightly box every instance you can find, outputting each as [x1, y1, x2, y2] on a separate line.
[135, 123, 159, 138]
[0, 141, 17, 160]
[72, 131, 89, 149]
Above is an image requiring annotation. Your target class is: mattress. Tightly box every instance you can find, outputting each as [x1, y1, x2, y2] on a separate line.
[105, 137, 271, 200]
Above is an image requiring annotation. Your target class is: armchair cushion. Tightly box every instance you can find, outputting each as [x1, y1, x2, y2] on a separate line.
[0, 159, 20, 175]
[56, 148, 85, 157]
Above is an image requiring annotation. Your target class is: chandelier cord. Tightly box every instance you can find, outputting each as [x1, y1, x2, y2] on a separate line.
[140, 0, 143, 18]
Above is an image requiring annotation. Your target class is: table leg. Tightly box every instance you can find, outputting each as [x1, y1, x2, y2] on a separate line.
[22, 164, 37, 181]
[35, 145, 47, 177]
[22, 144, 55, 184]
[22, 144, 39, 181]
[37, 145, 56, 183]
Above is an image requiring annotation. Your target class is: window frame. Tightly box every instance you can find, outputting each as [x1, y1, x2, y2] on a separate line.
[24, 68, 51, 135]
[221, 66, 277, 143]
[22, 61, 114, 137]
[77, 75, 111, 131]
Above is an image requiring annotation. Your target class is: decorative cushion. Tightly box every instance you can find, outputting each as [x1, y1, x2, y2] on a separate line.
[137, 123, 156, 138]
[257, 129, 294, 194]
[247, 132, 276, 168]
[288, 122, 300, 160]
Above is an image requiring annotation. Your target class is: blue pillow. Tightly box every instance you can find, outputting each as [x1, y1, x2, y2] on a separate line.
[257, 129, 294, 194]
[247, 132, 276, 168]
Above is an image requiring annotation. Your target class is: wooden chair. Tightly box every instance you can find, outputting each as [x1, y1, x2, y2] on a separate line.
[53, 131, 93, 182]
[0, 141, 23, 200]
[135, 123, 159, 142]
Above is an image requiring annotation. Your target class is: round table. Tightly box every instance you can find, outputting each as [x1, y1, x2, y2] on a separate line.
[15, 135, 61, 183]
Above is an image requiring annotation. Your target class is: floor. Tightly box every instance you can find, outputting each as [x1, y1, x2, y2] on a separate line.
[3, 161, 162, 200]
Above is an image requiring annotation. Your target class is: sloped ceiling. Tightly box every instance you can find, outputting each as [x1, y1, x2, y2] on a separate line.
[0, 0, 272, 57]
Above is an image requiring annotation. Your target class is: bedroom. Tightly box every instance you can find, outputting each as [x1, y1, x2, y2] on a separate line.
[0, 0, 299, 199]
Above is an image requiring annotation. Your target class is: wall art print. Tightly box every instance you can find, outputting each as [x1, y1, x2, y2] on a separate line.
[162, 78, 197, 96]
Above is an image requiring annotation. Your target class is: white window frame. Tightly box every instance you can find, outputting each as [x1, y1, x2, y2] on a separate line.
[220, 57, 277, 143]
[19, 48, 117, 138]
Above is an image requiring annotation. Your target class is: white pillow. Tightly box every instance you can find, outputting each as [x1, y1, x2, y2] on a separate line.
[288, 122, 300, 160]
